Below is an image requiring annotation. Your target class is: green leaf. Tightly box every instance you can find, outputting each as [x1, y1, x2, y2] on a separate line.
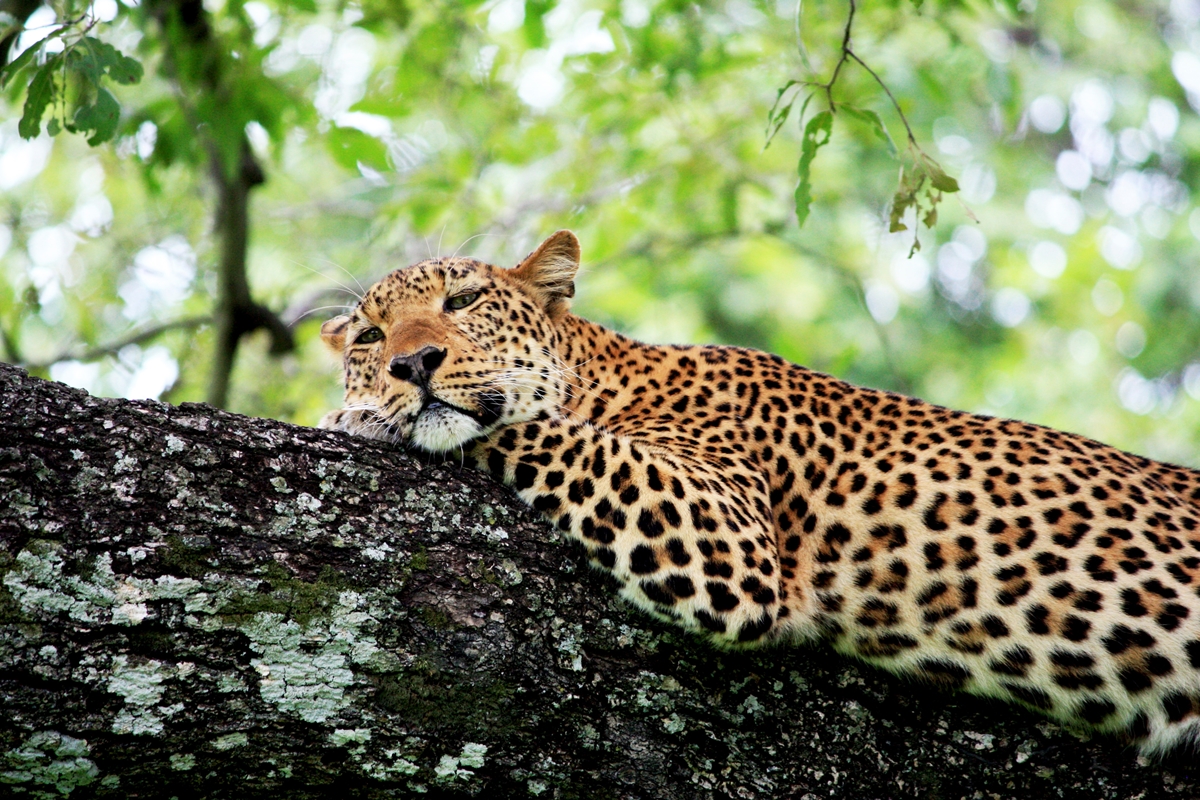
[355, 0, 409, 30]
[794, 110, 832, 229]
[839, 105, 897, 158]
[2, 23, 75, 90]
[67, 41, 102, 84]
[1, 39, 40, 89]
[764, 80, 801, 149]
[72, 37, 143, 85]
[73, 87, 121, 145]
[105, 48, 144, 85]
[350, 97, 409, 116]
[18, 60, 57, 139]
[888, 165, 918, 233]
[523, 0, 552, 48]
[922, 198, 938, 229]
[925, 160, 959, 193]
[327, 125, 390, 172]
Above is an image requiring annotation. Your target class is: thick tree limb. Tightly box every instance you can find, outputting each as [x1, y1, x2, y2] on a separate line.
[0, 362, 1195, 798]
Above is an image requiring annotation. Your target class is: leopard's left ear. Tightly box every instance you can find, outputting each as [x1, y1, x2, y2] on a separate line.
[320, 315, 351, 354]
[510, 230, 580, 318]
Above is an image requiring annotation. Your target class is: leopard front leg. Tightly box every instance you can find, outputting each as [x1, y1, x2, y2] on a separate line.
[466, 414, 790, 646]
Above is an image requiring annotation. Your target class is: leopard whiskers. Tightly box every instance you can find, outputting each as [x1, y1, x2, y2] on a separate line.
[450, 233, 498, 261]
[292, 304, 356, 324]
[287, 257, 366, 301]
[480, 370, 591, 406]
[340, 402, 381, 414]
[358, 413, 402, 444]
[475, 358, 605, 404]
[539, 348, 606, 397]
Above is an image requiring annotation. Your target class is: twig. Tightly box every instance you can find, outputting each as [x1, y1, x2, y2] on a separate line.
[845, 50, 919, 149]
[791, 0, 923, 150]
[23, 315, 211, 369]
[822, 0, 856, 112]
[793, 0, 813, 73]
[792, 0, 856, 112]
[776, 0, 962, 252]
[146, 0, 292, 408]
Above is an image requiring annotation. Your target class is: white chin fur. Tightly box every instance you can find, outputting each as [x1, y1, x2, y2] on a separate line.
[409, 406, 484, 453]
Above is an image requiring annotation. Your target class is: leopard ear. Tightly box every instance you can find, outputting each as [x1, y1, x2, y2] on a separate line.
[320, 315, 350, 354]
[510, 230, 580, 317]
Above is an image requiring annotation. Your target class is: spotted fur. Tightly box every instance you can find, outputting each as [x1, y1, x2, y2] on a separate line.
[320, 231, 1200, 755]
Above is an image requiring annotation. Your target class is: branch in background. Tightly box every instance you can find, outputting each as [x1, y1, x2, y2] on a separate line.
[144, 0, 294, 409]
[207, 140, 293, 408]
[0, 0, 43, 69]
[19, 315, 211, 370]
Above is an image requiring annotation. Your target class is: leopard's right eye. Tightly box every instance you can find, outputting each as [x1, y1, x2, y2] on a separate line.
[355, 327, 384, 345]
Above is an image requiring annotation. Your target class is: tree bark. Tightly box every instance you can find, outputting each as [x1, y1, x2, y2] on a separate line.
[0, 361, 1196, 799]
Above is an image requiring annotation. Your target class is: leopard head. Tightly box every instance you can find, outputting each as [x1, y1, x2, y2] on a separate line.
[322, 230, 580, 453]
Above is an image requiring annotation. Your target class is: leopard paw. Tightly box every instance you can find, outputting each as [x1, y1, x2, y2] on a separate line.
[317, 408, 398, 443]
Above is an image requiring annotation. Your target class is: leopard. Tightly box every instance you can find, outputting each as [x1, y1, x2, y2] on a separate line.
[318, 230, 1200, 756]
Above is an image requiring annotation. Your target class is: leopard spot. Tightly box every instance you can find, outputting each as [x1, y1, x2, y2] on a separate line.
[630, 545, 658, 575]
[705, 581, 740, 612]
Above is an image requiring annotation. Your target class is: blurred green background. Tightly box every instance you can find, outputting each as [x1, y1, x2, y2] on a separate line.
[1, 0, 1198, 466]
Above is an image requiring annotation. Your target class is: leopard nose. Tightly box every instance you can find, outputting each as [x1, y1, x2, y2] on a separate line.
[388, 346, 447, 385]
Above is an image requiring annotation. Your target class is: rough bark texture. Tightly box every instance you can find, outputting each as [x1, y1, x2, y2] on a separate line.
[1, 361, 1197, 799]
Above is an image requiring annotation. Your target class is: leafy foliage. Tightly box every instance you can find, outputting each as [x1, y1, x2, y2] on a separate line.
[4, 26, 143, 143]
[760, 0, 962, 249]
[0, 0, 1198, 467]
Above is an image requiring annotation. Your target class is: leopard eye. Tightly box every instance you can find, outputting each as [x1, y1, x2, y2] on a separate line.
[446, 292, 480, 311]
[355, 327, 384, 345]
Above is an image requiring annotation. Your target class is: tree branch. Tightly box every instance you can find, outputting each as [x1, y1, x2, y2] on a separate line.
[19, 315, 211, 370]
[845, 49, 919, 149]
[0, 362, 1192, 797]
[821, 0, 856, 112]
[144, 0, 294, 410]
[779, 0, 961, 249]
[208, 140, 293, 408]
[0, 0, 43, 69]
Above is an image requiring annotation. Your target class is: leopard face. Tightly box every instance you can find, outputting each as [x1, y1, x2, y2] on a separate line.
[320, 233, 580, 453]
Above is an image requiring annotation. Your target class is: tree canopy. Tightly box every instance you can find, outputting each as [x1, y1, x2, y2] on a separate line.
[1, 0, 1199, 465]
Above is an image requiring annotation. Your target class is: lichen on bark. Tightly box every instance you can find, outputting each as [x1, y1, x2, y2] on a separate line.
[0, 361, 1197, 799]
